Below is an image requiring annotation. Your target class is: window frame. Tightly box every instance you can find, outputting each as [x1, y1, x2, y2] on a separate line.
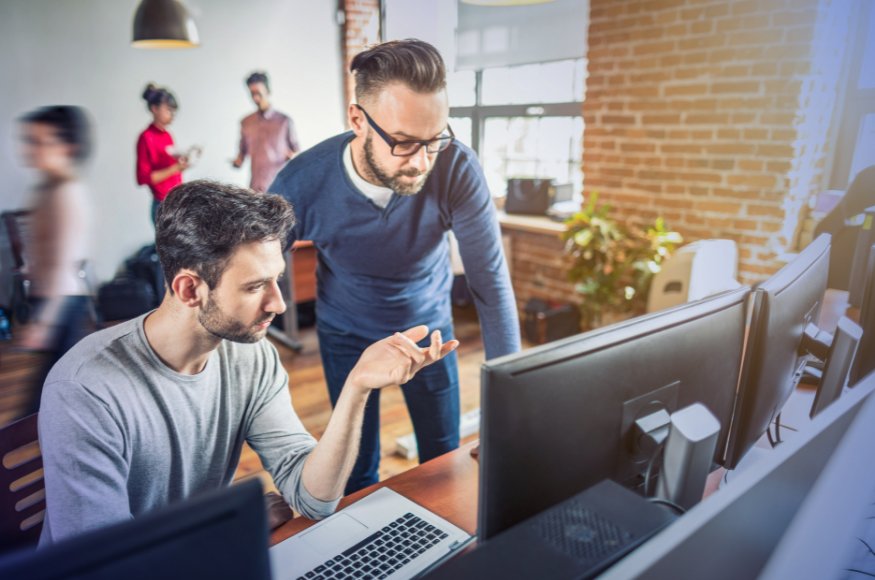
[449, 65, 584, 169]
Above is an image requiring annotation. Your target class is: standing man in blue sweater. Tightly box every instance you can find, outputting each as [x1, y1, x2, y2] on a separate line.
[270, 39, 520, 494]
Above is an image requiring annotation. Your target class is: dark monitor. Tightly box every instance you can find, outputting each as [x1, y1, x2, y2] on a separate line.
[848, 207, 875, 307]
[598, 366, 875, 580]
[478, 287, 749, 542]
[809, 316, 863, 417]
[849, 243, 875, 386]
[0, 479, 270, 580]
[723, 234, 831, 469]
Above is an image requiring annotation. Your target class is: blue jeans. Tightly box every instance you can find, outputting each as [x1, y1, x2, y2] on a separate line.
[317, 321, 460, 494]
[151, 199, 160, 225]
[24, 295, 93, 416]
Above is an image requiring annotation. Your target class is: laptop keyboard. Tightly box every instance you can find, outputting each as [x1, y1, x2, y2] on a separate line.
[296, 512, 449, 580]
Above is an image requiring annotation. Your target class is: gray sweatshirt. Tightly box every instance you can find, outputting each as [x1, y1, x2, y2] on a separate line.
[38, 314, 338, 545]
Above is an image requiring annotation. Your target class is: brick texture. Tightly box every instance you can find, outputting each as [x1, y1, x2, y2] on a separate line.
[341, 0, 382, 113]
[584, 0, 852, 284]
[503, 229, 580, 311]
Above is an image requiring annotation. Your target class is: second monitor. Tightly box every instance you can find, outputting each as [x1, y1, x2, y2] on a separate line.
[478, 286, 750, 541]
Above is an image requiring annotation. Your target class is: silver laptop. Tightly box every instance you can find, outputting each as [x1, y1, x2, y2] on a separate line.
[270, 487, 473, 579]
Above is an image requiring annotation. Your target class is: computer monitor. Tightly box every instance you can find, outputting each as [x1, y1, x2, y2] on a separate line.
[0, 479, 271, 580]
[478, 287, 749, 541]
[809, 316, 863, 417]
[722, 234, 831, 469]
[849, 243, 875, 386]
[848, 207, 875, 308]
[598, 365, 875, 580]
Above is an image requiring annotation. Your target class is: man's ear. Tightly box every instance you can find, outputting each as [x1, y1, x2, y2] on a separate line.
[171, 270, 206, 307]
[348, 103, 366, 136]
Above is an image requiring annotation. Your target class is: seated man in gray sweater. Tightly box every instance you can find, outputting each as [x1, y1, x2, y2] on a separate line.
[38, 179, 458, 544]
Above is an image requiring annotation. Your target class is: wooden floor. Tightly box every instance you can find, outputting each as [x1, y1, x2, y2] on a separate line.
[0, 305, 488, 493]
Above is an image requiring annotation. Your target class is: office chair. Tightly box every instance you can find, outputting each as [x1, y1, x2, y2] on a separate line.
[2, 210, 100, 330]
[814, 165, 875, 290]
[1, 211, 32, 324]
[0, 412, 44, 553]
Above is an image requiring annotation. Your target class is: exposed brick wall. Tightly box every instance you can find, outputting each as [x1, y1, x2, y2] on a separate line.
[583, 0, 852, 284]
[341, 0, 382, 113]
[503, 228, 580, 313]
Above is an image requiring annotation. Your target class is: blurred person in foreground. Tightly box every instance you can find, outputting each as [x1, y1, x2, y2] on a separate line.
[18, 105, 94, 416]
[232, 71, 300, 192]
[136, 83, 197, 224]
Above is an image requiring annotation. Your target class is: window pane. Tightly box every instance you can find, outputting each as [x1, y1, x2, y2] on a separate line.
[448, 70, 476, 107]
[481, 116, 583, 198]
[449, 117, 473, 149]
[857, 7, 875, 89]
[482, 59, 583, 105]
[848, 113, 875, 183]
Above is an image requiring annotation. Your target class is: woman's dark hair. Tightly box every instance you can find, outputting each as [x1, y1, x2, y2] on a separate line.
[246, 71, 270, 91]
[155, 180, 296, 292]
[19, 105, 92, 163]
[142, 83, 178, 111]
[350, 39, 446, 102]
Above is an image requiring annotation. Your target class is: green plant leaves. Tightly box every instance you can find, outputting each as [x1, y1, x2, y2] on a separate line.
[562, 193, 682, 330]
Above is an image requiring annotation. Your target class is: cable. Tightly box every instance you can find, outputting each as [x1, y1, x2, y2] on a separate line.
[643, 443, 665, 497]
[774, 413, 783, 443]
[647, 497, 686, 515]
[766, 425, 777, 447]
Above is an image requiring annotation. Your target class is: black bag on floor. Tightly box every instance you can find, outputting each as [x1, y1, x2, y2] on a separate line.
[97, 276, 156, 322]
[126, 244, 166, 303]
[523, 298, 581, 344]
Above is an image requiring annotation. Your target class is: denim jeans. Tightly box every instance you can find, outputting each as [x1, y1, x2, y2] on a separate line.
[317, 321, 460, 494]
[24, 295, 93, 416]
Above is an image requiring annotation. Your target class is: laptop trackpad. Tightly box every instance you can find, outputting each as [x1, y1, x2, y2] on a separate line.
[299, 513, 368, 551]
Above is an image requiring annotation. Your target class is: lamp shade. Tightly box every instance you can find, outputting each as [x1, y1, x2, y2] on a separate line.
[132, 0, 199, 48]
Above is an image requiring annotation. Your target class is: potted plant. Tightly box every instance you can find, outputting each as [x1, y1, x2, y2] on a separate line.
[562, 193, 683, 330]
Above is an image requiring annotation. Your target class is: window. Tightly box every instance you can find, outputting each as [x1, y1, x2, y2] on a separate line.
[382, 1, 587, 199]
[830, 2, 875, 188]
[450, 59, 585, 199]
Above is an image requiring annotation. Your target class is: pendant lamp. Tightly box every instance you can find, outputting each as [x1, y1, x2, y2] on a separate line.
[132, 0, 200, 48]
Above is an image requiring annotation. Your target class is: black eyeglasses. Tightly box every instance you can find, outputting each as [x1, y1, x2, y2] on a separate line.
[355, 104, 454, 157]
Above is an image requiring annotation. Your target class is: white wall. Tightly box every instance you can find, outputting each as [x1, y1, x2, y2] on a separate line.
[0, 0, 344, 282]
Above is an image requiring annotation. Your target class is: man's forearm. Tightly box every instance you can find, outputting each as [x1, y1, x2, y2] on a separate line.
[301, 381, 370, 501]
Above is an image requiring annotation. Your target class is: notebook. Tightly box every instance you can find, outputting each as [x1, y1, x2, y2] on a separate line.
[270, 487, 473, 579]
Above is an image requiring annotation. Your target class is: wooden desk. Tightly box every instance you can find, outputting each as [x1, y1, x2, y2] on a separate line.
[268, 241, 317, 352]
[270, 441, 479, 546]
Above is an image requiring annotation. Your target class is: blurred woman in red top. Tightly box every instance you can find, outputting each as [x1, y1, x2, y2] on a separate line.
[136, 84, 188, 224]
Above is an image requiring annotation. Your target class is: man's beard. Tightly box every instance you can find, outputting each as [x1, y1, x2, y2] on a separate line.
[363, 134, 431, 196]
[198, 293, 272, 344]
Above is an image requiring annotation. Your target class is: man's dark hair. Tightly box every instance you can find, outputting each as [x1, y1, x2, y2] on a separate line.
[350, 39, 446, 102]
[142, 83, 178, 111]
[155, 180, 295, 293]
[19, 105, 92, 164]
[246, 71, 270, 92]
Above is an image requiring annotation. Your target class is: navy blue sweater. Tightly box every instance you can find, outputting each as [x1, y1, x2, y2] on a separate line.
[270, 132, 520, 360]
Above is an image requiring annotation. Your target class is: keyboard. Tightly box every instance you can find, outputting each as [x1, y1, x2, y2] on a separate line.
[296, 512, 450, 580]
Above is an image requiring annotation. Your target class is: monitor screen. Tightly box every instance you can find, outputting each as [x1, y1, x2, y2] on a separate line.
[723, 234, 831, 469]
[478, 287, 749, 541]
[0, 479, 270, 580]
[849, 243, 875, 386]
